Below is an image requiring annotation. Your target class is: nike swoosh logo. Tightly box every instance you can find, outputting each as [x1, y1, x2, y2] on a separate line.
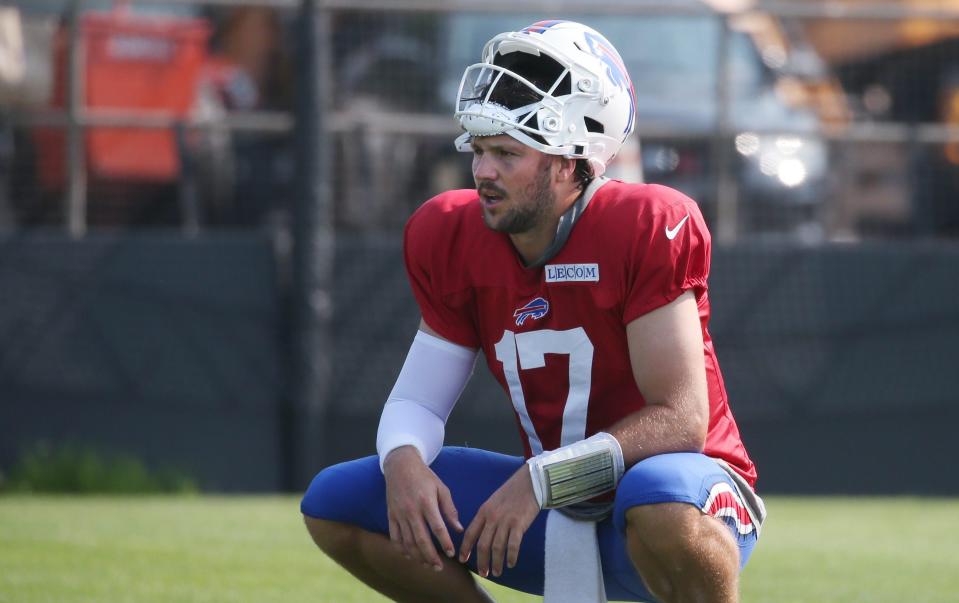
[665, 214, 690, 240]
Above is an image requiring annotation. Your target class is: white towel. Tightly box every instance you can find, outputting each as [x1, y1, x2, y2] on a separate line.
[543, 509, 606, 603]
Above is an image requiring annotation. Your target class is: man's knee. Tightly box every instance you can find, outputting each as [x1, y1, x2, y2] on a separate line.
[625, 502, 735, 555]
[300, 456, 383, 524]
[624, 502, 740, 602]
[304, 515, 359, 557]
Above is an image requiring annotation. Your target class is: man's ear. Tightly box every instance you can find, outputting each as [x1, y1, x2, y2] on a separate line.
[553, 156, 577, 184]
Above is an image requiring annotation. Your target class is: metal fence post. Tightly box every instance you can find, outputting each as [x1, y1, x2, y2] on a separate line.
[714, 13, 737, 244]
[287, 0, 335, 490]
[65, 0, 87, 238]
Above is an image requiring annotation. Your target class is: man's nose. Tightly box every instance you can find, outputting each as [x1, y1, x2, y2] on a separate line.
[472, 155, 497, 182]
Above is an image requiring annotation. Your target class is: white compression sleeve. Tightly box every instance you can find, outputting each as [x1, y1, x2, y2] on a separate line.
[376, 330, 477, 472]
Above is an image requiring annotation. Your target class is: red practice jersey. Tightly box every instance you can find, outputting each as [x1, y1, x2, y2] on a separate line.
[404, 179, 757, 486]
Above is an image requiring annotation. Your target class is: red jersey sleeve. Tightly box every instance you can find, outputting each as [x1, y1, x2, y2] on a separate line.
[403, 193, 482, 348]
[623, 185, 711, 324]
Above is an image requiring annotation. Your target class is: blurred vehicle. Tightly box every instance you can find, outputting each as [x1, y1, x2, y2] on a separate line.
[326, 3, 848, 236]
[836, 35, 959, 238]
[328, 12, 445, 230]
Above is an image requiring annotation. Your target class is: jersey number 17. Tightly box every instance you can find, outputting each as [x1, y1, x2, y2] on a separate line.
[494, 328, 594, 455]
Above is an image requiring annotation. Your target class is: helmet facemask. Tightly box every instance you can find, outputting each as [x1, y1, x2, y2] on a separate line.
[453, 21, 636, 178]
[454, 53, 576, 156]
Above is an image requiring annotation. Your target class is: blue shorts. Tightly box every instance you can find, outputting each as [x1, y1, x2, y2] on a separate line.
[301, 447, 759, 602]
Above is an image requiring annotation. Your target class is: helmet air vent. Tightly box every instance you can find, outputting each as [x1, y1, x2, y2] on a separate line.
[584, 117, 605, 134]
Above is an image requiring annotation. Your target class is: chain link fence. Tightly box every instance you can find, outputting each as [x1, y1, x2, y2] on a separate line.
[0, 0, 297, 235]
[1, 1, 959, 241]
[317, 0, 959, 242]
[2, 1, 959, 491]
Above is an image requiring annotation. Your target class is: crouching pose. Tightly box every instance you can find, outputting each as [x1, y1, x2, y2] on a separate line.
[302, 20, 765, 603]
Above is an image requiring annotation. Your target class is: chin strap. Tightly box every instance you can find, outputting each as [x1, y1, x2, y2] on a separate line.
[525, 176, 608, 269]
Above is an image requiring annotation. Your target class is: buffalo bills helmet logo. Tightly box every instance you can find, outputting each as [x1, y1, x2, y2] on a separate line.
[583, 30, 636, 134]
[513, 297, 549, 326]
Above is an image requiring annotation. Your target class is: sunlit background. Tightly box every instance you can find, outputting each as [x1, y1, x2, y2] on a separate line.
[0, 0, 957, 497]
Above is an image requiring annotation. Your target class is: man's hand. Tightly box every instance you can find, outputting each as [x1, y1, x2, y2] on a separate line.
[383, 446, 463, 572]
[458, 464, 540, 578]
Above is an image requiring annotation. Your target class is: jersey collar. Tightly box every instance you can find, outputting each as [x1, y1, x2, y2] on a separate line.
[525, 176, 608, 269]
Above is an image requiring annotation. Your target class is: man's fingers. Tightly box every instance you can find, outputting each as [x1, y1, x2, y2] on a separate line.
[458, 515, 483, 564]
[438, 487, 463, 533]
[411, 517, 443, 571]
[490, 524, 510, 577]
[398, 520, 416, 561]
[425, 507, 455, 559]
[388, 517, 403, 552]
[506, 523, 524, 569]
[474, 520, 495, 578]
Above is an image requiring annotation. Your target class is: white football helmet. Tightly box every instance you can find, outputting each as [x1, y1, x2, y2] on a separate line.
[454, 20, 637, 177]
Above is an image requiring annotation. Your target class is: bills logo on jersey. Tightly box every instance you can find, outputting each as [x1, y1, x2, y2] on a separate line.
[513, 297, 550, 326]
[702, 482, 755, 537]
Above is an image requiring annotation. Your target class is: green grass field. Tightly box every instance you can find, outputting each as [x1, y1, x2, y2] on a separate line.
[1, 495, 956, 602]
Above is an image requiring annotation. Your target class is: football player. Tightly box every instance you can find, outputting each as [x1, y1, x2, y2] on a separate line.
[302, 20, 765, 603]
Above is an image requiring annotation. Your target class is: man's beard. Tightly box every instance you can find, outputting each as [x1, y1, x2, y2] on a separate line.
[482, 161, 554, 234]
